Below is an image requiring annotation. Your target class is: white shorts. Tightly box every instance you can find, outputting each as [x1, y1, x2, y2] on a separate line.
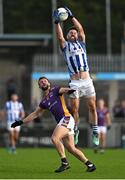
[98, 126, 107, 134]
[69, 78, 96, 99]
[7, 123, 21, 132]
[57, 116, 75, 135]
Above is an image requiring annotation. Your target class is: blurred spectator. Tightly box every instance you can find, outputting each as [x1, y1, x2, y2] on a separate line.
[112, 100, 123, 118]
[119, 100, 125, 117]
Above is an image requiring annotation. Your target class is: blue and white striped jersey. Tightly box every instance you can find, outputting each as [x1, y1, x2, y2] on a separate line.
[5, 101, 24, 122]
[62, 40, 89, 76]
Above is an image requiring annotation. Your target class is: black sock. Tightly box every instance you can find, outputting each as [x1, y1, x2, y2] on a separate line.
[74, 125, 78, 131]
[85, 160, 93, 167]
[61, 158, 68, 165]
[92, 125, 99, 134]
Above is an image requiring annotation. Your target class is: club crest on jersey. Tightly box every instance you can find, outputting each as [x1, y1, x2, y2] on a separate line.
[49, 92, 53, 97]
[48, 102, 51, 106]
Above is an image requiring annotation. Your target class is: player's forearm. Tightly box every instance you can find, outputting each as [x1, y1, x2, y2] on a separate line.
[20, 111, 25, 119]
[71, 17, 84, 33]
[55, 24, 65, 48]
[55, 23, 64, 40]
[11, 107, 43, 128]
[107, 118, 111, 126]
[59, 87, 76, 95]
[105, 114, 111, 126]
[22, 112, 38, 123]
[60, 87, 71, 94]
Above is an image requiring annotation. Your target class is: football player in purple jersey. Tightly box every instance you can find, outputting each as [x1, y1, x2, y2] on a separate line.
[96, 99, 111, 153]
[11, 77, 96, 173]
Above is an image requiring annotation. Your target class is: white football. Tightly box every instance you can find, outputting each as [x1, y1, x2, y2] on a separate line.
[57, 7, 68, 21]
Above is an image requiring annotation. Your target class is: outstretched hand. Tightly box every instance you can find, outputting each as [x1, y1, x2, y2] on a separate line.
[68, 89, 76, 94]
[53, 9, 60, 24]
[64, 7, 74, 18]
[11, 120, 23, 128]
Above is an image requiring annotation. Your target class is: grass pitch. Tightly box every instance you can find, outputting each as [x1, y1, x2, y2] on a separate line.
[0, 148, 125, 179]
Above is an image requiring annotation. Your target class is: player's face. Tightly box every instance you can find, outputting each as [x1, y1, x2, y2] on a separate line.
[98, 99, 105, 109]
[11, 94, 18, 101]
[121, 100, 125, 107]
[67, 29, 78, 41]
[39, 78, 50, 91]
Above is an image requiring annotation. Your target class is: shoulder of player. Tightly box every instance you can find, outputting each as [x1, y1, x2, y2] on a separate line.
[18, 102, 23, 106]
[50, 86, 60, 91]
[97, 107, 109, 113]
[5, 101, 10, 104]
[60, 41, 68, 51]
[5, 101, 10, 108]
[50, 86, 63, 96]
[13, 101, 22, 105]
[104, 107, 109, 113]
[77, 39, 86, 46]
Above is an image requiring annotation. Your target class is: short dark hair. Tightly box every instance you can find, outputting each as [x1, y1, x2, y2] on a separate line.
[67, 26, 78, 34]
[38, 76, 49, 84]
[11, 93, 18, 96]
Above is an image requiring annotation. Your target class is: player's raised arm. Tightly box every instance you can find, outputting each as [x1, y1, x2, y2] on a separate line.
[53, 10, 66, 49]
[65, 7, 85, 42]
[11, 107, 44, 128]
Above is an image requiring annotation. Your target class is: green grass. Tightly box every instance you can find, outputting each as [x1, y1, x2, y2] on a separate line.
[0, 148, 125, 179]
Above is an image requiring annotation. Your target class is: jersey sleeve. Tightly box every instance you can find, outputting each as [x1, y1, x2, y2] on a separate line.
[61, 41, 68, 52]
[5, 102, 9, 110]
[19, 103, 24, 112]
[105, 108, 109, 115]
[39, 101, 46, 109]
[78, 40, 86, 49]
[53, 86, 61, 96]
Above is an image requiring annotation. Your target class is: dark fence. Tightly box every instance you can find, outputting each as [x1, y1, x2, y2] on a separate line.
[0, 126, 88, 148]
[1, 119, 125, 148]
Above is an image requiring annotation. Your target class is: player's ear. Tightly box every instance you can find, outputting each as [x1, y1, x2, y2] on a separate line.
[38, 82, 40, 88]
[66, 33, 68, 39]
[48, 82, 51, 87]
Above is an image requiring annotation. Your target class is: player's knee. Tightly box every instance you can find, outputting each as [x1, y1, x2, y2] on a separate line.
[67, 145, 76, 154]
[51, 135, 59, 145]
[89, 104, 96, 113]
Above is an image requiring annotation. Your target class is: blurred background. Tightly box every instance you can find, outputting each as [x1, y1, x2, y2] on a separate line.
[0, 0, 125, 148]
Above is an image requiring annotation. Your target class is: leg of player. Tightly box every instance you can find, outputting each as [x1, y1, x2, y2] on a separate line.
[13, 130, 20, 153]
[100, 131, 106, 153]
[86, 96, 99, 146]
[94, 131, 100, 153]
[63, 135, 96, 172]
[9, 130, 16, 153]
[70, 98, 80, 145]
[14, 130, 19, 141]
[51, 125, 70, 173]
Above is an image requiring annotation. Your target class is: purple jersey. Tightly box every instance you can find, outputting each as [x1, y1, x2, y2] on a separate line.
[39, 86, 71, 123]
[97, 108, 109, 126]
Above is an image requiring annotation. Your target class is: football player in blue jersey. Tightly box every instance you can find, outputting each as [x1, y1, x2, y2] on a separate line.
[5, 93, 25, 153]
[53, 7, 99, 146]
